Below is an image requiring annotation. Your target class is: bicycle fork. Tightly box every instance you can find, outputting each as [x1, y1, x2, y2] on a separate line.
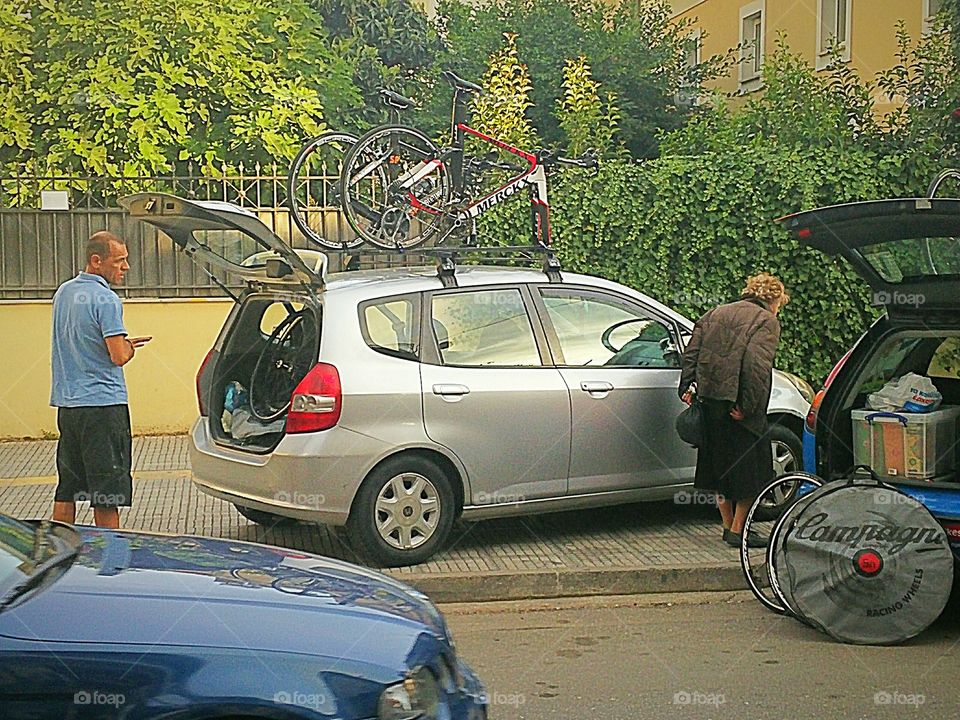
[527, 164, 550, 247]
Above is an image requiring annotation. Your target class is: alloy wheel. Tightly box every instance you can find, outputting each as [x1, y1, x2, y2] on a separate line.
[375, 472, 441, 550]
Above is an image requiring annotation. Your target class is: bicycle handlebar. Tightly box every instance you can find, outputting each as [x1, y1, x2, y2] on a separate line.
[538, 148, 599, 170]
[557, 152, 599, 169]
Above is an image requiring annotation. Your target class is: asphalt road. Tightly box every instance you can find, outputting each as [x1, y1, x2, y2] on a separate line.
[442, 591, 960, 720]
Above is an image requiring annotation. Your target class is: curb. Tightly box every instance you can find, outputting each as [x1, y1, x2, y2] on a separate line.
[390, 563, 747, 603]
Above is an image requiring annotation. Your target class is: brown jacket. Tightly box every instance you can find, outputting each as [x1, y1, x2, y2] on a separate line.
[678, 297, 781, 437]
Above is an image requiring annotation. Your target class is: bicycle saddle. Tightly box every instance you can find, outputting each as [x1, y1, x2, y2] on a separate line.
[378, 88, 416, 110]
[441, 70, 482, 94]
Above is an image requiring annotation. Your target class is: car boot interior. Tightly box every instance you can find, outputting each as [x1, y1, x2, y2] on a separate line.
[209, 295, 320, 452]
[826, 331, 960, 484]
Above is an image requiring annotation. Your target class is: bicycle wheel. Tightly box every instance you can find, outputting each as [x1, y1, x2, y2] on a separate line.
[287, 131, 364, 250]
[340, 124, 452, 250]
[740, 472, 823, 615]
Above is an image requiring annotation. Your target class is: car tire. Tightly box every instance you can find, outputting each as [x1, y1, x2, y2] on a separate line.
[233, 504, 300, 527]
[346, 455, 456, 567]
[755, 424, 804, 521]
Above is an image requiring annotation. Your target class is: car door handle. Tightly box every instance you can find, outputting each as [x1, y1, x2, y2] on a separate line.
[580, 381, 614, 394]
[432, 384, 470, 397]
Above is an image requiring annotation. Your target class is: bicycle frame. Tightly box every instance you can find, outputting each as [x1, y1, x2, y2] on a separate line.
[396, 90, 553, 246]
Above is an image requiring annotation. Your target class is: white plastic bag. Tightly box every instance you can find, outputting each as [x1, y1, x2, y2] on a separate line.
[867, 373, 942, 413]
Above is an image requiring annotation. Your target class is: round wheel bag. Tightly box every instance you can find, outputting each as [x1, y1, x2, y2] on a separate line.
[776, 480, 953, 645]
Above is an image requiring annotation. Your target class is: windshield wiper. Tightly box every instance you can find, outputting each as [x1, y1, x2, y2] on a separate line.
[0, 546, 79, 613]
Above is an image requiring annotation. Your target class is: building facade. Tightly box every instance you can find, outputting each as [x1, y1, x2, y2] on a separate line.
[672, 0, 943, 107]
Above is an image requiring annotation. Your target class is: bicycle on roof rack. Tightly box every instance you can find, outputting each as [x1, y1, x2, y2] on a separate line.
[338, 70, 598, 251]
[286, 88, 417, 251]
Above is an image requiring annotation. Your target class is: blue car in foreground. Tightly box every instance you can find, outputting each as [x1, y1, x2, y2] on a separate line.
[779, 186, 960, 561]
[0, 514, 487, 719]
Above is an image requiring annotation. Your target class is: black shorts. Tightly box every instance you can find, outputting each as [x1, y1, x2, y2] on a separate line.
[55, 405, 133, 508]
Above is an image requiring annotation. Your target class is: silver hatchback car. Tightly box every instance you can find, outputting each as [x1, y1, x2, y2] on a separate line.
[124, 194, 812, 566]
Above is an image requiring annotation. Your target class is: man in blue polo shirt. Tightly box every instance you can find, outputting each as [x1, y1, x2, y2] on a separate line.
[51, 231, 151, 529]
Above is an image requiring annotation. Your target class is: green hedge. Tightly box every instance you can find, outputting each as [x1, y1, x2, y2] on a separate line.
[473, 148, 903, 386]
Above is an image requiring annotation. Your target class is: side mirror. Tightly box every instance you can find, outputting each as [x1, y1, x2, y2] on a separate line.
[660, 337, 681, 366]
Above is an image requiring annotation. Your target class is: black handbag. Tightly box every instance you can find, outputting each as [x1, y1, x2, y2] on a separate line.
[676, 395, 704, 447]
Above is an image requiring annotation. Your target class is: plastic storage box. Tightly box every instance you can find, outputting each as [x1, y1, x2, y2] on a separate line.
[851, 406, 960, 480]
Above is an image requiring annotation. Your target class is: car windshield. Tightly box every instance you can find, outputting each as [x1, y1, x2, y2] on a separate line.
[0, 515, 79, 610]
[861, 236, 960, 283]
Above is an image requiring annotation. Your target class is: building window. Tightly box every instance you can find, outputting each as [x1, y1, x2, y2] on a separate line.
[924, 0, 943, 33]
[739, 1, 764, 89]
[683, 30, 702, 70]
[678, 29, 702, 107]
[818, 0, 852, 64]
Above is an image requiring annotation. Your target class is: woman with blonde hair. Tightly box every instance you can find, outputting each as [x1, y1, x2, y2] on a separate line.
[679, 273, 789, 548]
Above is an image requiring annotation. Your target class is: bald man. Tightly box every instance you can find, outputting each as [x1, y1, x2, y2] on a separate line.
[50, 231, 151, 529]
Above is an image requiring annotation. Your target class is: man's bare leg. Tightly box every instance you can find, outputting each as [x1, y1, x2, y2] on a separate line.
[52, 501, 76, 524]
[93, 507, 120, 529]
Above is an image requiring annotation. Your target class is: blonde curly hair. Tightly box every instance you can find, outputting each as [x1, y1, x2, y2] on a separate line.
[741, 272, 789, 309]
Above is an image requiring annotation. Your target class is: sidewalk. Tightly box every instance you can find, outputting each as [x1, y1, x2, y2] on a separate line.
[0, 435, 745, 602]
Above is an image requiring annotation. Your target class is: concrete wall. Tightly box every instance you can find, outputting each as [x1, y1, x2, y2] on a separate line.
[0, 299, 233, 439]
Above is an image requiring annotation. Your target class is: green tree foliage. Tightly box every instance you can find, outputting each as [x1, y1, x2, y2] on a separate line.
[0, 6, 32, 156]
[431, 0, 728, 157]
[0, 0, 360, 179]
[557, 56, 620, 157]
[310, 0, 444, 128]
[472, 33, 539, 149]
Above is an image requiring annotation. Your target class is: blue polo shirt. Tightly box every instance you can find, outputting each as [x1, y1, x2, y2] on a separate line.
[50, 272, 128, 407]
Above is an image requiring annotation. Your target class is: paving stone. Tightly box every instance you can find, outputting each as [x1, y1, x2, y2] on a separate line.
[0, 434, 740, 587]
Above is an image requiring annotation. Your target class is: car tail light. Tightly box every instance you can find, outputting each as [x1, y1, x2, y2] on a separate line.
[286, 363, 342, 434]
[941, 522, 960, 542]
[804, 350, 852, 433]
[196, 348, 214, 416]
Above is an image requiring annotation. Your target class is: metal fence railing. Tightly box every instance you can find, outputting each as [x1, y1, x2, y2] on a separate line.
[0, 164, 419, 300]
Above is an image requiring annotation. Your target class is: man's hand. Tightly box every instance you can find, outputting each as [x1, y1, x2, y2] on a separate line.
[105, 335, 150, 366]
[729, 406, 745, 421]
[681, 391, 693, 406]
[128, 336, 152, 348]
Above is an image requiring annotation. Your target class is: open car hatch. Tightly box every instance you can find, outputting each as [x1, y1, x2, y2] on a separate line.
[120, 193, 325, 291]
[778, 197, 960, 312]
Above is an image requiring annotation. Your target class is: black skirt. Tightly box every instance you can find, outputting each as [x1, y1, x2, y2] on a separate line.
[694, 398, 773, 503]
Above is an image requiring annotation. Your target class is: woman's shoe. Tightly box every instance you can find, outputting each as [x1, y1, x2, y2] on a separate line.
[724, 529, 768, 548]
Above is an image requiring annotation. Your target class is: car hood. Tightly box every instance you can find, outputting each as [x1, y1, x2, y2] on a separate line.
[0, 527, 447, 661]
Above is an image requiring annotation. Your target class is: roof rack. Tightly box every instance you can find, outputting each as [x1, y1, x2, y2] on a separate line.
[410, 245, 563, 288]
